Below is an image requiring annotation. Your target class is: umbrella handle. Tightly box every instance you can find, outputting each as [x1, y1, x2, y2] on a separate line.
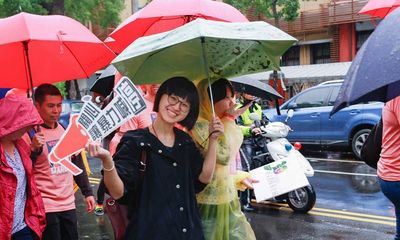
[201, 37, 215, 117]
[207, 79, 216, 117]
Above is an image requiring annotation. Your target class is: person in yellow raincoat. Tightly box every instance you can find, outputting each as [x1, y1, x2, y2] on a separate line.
[191, 78, 256, 240]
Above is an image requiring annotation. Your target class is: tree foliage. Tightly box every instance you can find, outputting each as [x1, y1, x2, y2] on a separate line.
[54, 82, 67, 98]
[0, 0, 124, 27]
[225, 0, 301, 26]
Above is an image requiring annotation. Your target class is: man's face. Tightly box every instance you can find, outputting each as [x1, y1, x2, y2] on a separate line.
[36, 95, 62, 126]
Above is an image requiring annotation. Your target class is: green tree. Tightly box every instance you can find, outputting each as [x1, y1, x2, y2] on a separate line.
[0, 0, 124, 28]
[54, 82, 67, 98]
[225, 0, 301, 27]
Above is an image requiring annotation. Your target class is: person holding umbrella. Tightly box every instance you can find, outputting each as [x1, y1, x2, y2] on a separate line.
[191, 78, 256, 240]
[88, 76, 223, 240]
[0, 96, 46, 240]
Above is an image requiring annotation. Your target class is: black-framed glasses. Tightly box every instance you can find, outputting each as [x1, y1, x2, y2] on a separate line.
[167, 95, 190, 113]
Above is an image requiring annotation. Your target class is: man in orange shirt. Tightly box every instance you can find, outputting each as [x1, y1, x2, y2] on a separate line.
[24, 84, 95, 240]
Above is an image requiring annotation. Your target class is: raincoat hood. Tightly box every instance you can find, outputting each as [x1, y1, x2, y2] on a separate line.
[0, 96, 43, 138]
[191, 79, 243, 166]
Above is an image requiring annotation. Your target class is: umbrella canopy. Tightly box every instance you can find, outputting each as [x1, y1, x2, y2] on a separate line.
[89, 65, 116, 97]
[229, 76, 282, 101]
[0, 12, 115, 89]
[105, 0, 248, 53]
[112, 18, 297, 85]
[331, 8, 400, 115]
[359, 0, 400, 18]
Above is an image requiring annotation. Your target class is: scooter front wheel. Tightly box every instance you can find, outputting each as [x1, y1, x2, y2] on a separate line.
[287, 185, 316, 213]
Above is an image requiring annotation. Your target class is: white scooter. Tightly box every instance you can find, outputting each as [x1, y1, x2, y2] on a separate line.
[246, 110, 316, 213]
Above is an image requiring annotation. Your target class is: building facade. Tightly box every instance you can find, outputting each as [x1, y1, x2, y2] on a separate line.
[247, 0, 374, 66]
[240, 0, 375, 98]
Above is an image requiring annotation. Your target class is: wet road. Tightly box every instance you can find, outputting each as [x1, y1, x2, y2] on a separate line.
[76, 150, 396, 239]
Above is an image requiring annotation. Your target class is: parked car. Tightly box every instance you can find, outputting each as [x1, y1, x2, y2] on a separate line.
[263, 80, 383, 159]
[59, 99, 84, 127]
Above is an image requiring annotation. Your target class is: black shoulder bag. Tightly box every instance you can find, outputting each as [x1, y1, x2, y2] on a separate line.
[360, 118, 383, 169]
[104, 150, 147, 240]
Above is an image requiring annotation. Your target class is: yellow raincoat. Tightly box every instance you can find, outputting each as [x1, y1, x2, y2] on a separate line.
[190, 79, 256, 240]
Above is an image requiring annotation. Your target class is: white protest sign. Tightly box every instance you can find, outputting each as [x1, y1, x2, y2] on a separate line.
[80, 77, 147, 141]
[48, 77, 147, 175]
[250, 158, 310, 202]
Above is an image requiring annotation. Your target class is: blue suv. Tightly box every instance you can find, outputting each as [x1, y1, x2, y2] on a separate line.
[263, 80, 383, 158]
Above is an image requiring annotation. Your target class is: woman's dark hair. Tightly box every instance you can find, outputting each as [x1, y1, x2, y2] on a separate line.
[153, 77, 199, 130]
[207, 78, 235, 103]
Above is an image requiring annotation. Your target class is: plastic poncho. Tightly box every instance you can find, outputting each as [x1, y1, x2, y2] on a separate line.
[190, 79, 256, 240]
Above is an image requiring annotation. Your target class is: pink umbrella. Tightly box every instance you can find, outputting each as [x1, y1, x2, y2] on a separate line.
[359, 0, 400, 18]
[105, 0, 248, 54]
[0, 12, 115, 89]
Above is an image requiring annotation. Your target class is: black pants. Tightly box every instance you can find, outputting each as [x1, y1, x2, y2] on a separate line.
[11, 226, 35, 240]
[240, 140, 254, 205]
[42, 209, 78, 240]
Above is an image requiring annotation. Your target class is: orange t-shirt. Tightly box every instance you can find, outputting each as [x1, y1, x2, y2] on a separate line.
[23, 124, 75, 213]
[377, 96, 400, 181]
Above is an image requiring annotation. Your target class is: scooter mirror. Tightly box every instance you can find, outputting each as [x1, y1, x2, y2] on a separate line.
[249, 112, 261, 121]
[287, 109, 294, 118]
[285, 109, 294, 122]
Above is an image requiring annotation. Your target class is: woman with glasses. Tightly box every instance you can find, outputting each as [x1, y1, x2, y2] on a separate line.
[88, 76, 223, 240]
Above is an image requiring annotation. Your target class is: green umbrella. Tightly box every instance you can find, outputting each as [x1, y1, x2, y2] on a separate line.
[112, 18, 296, 114]
[112, 18, 296, 84]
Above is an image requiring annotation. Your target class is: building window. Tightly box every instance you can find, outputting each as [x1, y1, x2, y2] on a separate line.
[281, 46, 300, 66]
[311, 43, 331, 64]
[356, 30, 373, 52]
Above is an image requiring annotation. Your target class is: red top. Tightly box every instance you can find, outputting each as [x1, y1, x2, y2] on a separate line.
[378, 96, 400, 180]
[0, 139, 46, 239]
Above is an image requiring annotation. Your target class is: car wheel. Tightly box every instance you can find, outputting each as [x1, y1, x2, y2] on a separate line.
[351, 129, 371, 159]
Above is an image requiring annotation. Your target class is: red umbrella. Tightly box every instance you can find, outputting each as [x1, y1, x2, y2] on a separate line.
[0, 12, 115, 89]
[105, 0, 248, 54]
[359, 0, 400, 18]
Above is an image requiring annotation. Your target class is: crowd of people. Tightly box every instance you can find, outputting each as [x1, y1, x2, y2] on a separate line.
[3, 69, 400, 240]
[0, 73, 266, 240]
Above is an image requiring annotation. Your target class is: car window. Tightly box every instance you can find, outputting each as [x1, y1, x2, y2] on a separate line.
[71, 102, 83, 112]
[294, 87, 331, 108]
[327, 86, 340, 106]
